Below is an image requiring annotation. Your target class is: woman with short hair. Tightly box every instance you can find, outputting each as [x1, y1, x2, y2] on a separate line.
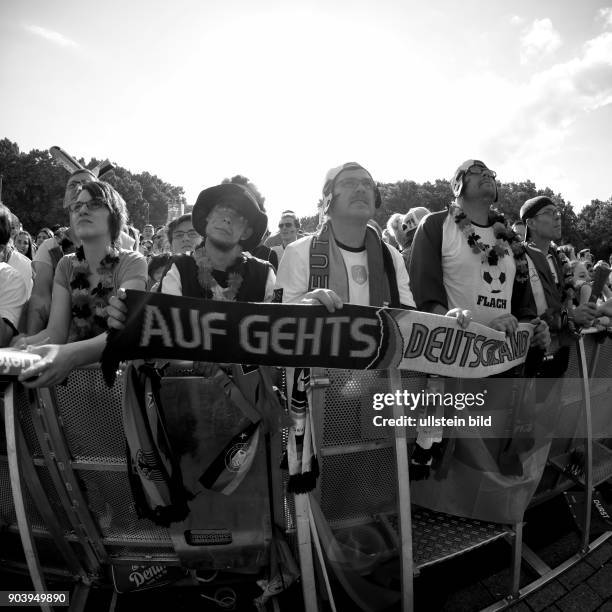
[15, 180, 147, 387]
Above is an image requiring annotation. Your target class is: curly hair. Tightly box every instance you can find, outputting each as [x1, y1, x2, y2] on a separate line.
[78, 180, 128, 244]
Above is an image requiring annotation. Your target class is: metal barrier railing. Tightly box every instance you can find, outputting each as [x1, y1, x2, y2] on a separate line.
[2, 332, 612, 611]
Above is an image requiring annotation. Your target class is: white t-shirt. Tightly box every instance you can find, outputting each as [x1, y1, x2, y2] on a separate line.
[8, 249, 33, 298]
[439, 215, 515, 325]
[275, 234, 416, 308]
[271, 245, 285, 263]
[32, 236, 59, 269]
[0, 263, 28, 331]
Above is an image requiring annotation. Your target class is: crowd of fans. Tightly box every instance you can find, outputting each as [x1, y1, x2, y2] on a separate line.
[1, 158, 612, 531]
[1, 161, 612, 368]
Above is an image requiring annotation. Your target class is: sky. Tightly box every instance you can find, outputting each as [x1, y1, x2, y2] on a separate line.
[1, 0, 611, 226]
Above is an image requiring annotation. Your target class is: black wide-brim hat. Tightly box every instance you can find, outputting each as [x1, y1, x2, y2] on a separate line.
[192, 183, 268, 252]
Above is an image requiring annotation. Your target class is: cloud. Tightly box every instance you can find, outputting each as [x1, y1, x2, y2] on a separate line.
[520, 18, 562, 64]
[510, 15, 524, 26]
[24, 24, 78, 48]
[482, 28, 612, 193]
[598, 7, 612, 28]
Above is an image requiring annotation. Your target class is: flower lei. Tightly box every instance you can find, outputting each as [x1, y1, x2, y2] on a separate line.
[452, 204, 529, 283]
[193, 245, 244, 301]
[70, 246, 120, 340]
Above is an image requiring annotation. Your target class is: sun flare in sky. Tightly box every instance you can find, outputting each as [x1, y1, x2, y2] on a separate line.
[1, 0, 611, 225]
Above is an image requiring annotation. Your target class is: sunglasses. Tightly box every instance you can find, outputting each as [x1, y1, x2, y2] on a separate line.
[336, 177, 375, 191]
[534, 209, 561, 219]
[279, 222, 295, 229]
[465, 166, 497, 178]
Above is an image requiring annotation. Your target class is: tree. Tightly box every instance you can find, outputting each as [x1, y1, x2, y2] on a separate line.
[577, 198, 612, 260]
[0, 138, 187, 232]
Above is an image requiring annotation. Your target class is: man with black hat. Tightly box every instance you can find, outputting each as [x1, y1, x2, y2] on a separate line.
[107, 182, 275, 321]
[275, 162, 415, 310]
[159, 183, 274, 300]
[520, 195, 597, 331]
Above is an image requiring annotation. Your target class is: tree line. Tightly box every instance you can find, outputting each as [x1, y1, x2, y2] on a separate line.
[1, 138, 610, 260]
[300, 179, 612, 261]
[0, 138, 186, 231]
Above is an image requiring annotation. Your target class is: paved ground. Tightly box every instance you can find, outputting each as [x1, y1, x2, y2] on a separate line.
[3, 491, 612, 611]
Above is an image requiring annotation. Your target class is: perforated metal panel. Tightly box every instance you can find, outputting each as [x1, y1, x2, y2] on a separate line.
[312, 369, 427, 529]
[318, 369, 425, 447]
[77, 469, 172, 543]
[319, 447, 396, 525]
[54, 367, 126, 464]
[0, 459, 47, 532]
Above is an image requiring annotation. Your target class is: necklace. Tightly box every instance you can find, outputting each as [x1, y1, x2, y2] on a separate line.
[193, 245, 244, 301]
[452, 204, 528, 282]
[70, 245, 120, 340]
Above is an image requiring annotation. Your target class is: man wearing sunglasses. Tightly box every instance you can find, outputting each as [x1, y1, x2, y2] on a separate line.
[408, 160, 553, 523]
[272, 211, 300, 263]
[275, 162, 415, 310]
[521, 195, 597, 331]
[410, 159, 549, 346]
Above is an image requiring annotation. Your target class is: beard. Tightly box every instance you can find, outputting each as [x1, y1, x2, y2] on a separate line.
[206, 234, 240, 253]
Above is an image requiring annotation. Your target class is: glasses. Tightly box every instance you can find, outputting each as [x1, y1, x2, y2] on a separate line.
[465, 166, 497, 178]
[208, 206, 247, 224]
[68, 198, 108, 214]
[173, 230, 199, 241]
[534, 209, 561, 219]
[279, 222, 295, 229]
[336, 177, 375, 191]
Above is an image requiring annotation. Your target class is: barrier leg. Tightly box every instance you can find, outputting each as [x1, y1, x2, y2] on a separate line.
[67, 581, 90, 612]
[14, 418, 86, 579]
[295, 492, 319, 612]
[510, 522, 522, 598]
[389, 368, 414, 612]
[307, 496, 337, 612]
[3, 382, 52, 612]
[577, 336, 593, 553]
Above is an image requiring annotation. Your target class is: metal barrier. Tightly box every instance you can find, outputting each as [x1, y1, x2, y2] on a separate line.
[2, 332, 612, 611]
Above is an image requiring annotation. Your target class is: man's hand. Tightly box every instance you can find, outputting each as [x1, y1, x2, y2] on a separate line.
[487, 313, 519, 336]
[573, 302, 599, 326]
[445, 308, 473, 329]
[107, 288, 128, 330]
[301, 288, 344, 313]
[531, 318, 551, 351]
